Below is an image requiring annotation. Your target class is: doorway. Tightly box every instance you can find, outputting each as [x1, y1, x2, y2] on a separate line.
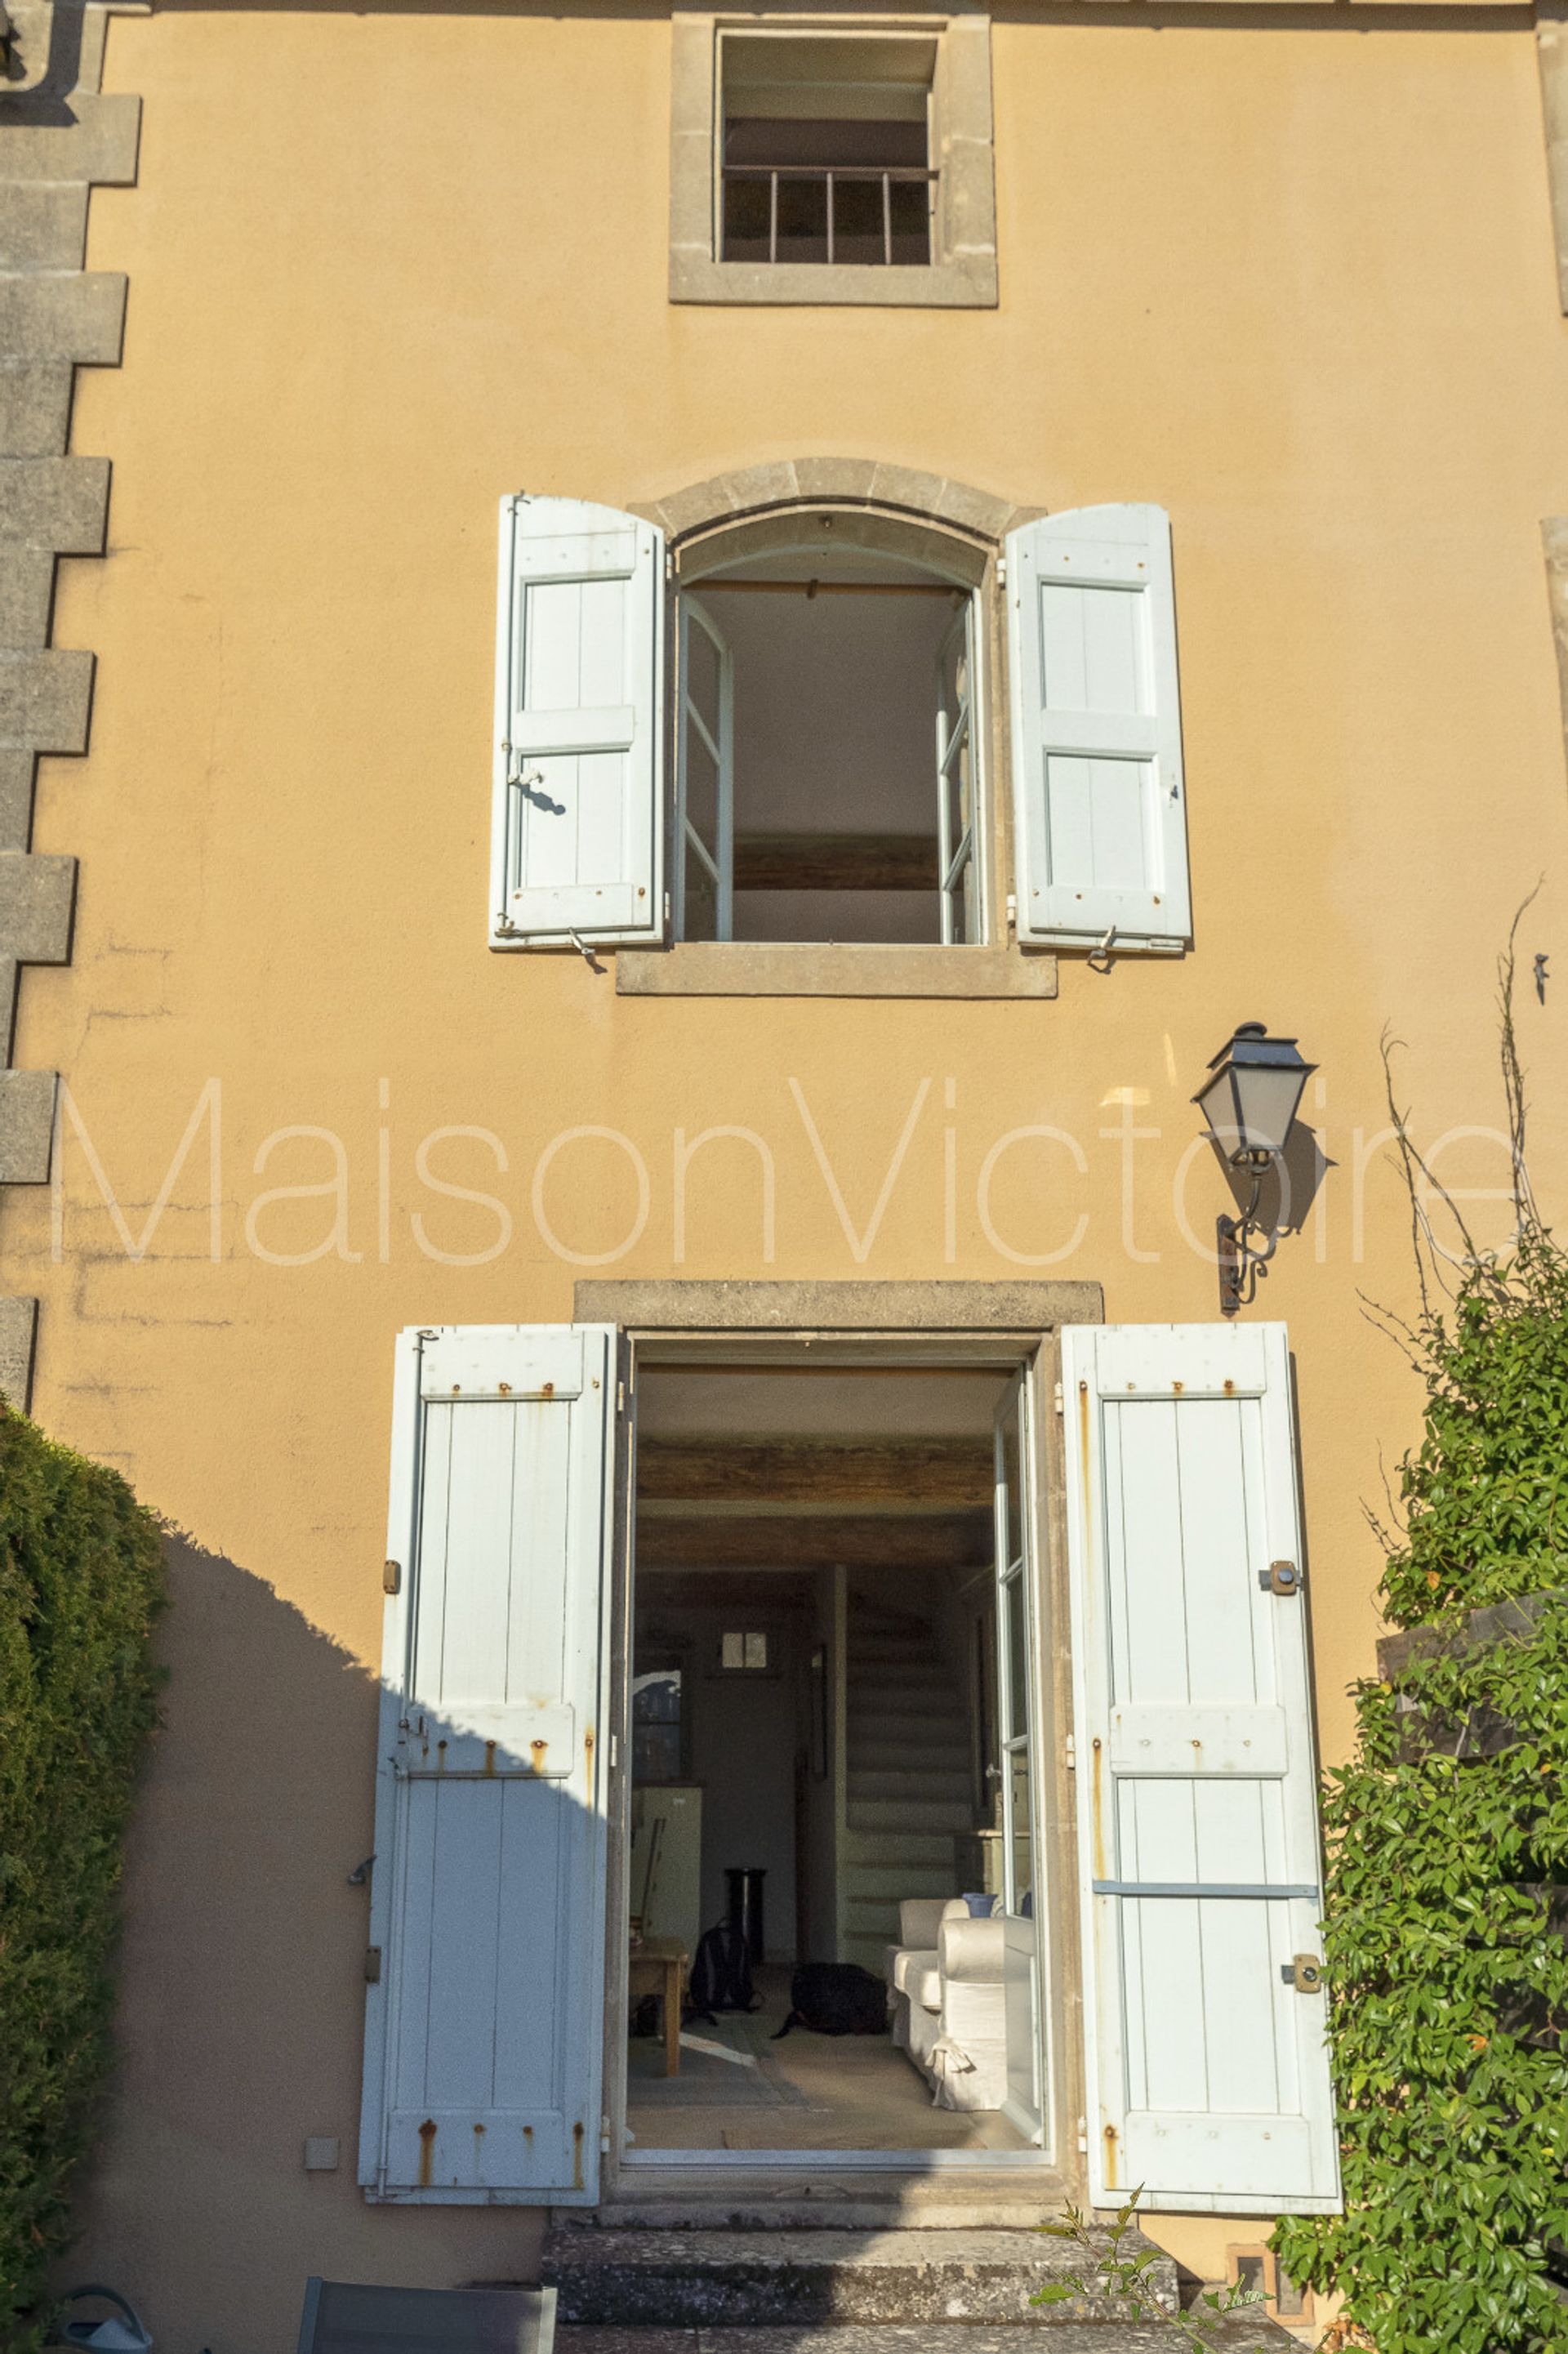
[617, 1351, 1054, 2166]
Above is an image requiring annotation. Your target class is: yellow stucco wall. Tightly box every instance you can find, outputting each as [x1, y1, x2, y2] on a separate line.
[7, 1, 1568, 2338]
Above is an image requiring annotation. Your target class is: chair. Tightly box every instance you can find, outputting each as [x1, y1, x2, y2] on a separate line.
[296, 2280, 557, 2354]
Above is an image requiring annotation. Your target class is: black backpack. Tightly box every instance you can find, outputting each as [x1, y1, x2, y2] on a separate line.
[686, 1920, 759, 2017]
[773, 1962, 888, 2039]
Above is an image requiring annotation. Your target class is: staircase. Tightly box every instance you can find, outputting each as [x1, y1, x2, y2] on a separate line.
[539, 2192, 1303, 2349]
[841, 1596, 976, 1974]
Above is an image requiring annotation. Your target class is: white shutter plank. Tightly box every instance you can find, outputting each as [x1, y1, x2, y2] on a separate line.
[360, 1322, 618, 2205]
[1065, 1322, 1340, 2216]
[490, 497, 665, 947]
[1007, 506, 1192, 954]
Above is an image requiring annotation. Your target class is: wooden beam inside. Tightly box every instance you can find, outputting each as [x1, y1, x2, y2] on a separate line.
[635, 1437, 992, 1511]
[733, 832, 935, 894]
[634, 1510, 994, 1571]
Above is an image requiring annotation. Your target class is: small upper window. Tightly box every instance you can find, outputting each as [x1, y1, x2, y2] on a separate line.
[720, 1630, 769, 1672]
[667, 18, 999, 310]
[720, 35, 935, 271]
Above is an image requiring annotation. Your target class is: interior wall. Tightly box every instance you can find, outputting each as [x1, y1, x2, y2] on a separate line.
[635, 1588, 803, 1963]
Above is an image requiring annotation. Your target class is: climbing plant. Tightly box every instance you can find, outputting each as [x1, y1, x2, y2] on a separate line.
[0, 1403, 164, 2352]
[1275, 915, 1568, 2352]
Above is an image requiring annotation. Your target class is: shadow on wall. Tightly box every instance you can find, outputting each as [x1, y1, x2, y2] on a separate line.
[61, 1536, 554, 2354]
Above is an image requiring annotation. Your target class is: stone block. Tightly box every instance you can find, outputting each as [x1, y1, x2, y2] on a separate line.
[0, 270, 125, 363]
[0, 180, 89, 273]
[573, 1279, 1103, 1332]
[0, 849, 74, 961]
[0, 361, 73, 457]
[617, 942, 1057, 999]
[0, 454, 109, 551]
[0, 1294, 37, 1408]
[0, 91, 141, 185]
[0, 1064, 56, 1180]
[0, 750, 33, 849]
[0, 644, 92, 751]
[0, 546, 55, 647]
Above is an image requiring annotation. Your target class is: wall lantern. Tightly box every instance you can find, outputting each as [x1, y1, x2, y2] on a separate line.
[1193, 1021, 1315, 1315]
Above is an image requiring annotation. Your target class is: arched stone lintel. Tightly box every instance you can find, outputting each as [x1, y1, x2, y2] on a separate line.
[630, 457, 1040, 552]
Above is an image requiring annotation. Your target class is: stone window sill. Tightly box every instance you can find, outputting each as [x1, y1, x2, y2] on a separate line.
[614, 943, 1057, 1000]
[669, 254, 998, 310]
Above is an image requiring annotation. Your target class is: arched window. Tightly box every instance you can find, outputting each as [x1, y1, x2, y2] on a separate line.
[675, 517, 984, 947]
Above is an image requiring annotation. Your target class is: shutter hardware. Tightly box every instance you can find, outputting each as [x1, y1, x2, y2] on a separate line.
[1259, 1559, 1302, 1596]
[1282, 1954, 1325, 1993]
[383, 1560, 402, 1595]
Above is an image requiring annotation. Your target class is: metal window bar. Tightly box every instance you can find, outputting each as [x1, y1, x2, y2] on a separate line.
[675, 595, 733, 943]
[722, 166, 938, 267]
[935, 603, 975, 945]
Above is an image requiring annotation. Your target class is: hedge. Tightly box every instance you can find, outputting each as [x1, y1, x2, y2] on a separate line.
[0, 1402, 164, 2352]
[1276, 938, 1568, 2349]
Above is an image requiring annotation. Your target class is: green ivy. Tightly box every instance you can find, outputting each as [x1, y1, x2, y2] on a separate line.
[1276, 967, 1568, 2351]
[0, 1403, 164, 2353]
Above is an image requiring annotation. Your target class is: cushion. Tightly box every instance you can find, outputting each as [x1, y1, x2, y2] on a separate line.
[892, 1946, 938, 2000]
[942, 1971, 1005, 2049]
[940, 1914, 1005, 1981]
[912, 1958, 942, 2013]
[898, 1897, 950, 1950]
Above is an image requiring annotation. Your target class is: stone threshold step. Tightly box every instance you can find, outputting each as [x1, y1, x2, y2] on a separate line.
[560, 2171, 1072, 2233]
[541, 2227, 1178, 2328]
[557, 2322, 1296, 2354]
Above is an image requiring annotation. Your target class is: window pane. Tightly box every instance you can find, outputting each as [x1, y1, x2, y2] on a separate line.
[889, 177, 931, 266]
[723, 173, 773, 264]
[1008, 1746, 1034, 1916]
[721, 1630, 744, 1670]
[743, 1630, 768, 1669]
[832, 176, 885, 266]
[1005, 1568, 1027, 1739]
[775, 175, 828, 265]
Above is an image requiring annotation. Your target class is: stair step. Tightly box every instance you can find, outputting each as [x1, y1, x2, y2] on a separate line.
[557, 2325, 1298, 2353]
[841, 1830, 956, 1867]
[849, 1799, 974, 1834]
[541, 2227, 1178, 2328]
[848, 1772, 972, 1805]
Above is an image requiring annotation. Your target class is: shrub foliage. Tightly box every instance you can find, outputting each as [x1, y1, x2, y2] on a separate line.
[1276, 935, 1568, 2350]
[0, 1403, 163, 2350]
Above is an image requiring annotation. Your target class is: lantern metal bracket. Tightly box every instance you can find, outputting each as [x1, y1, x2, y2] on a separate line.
[1217, 1154, 1280, 1317]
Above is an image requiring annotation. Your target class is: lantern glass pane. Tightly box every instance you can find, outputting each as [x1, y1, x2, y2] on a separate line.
[1232, 1063, 1307, 1157]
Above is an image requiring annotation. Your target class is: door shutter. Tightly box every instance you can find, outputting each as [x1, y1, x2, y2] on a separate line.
[1006, 506, 1192, 955]
[490, 496, 665, 947]
[1062, 1322, 1340, 2216]
[359, 1324, 618, 2204]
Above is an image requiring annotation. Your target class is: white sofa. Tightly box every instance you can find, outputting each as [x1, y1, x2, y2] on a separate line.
[883, 1896, 1006, 2111]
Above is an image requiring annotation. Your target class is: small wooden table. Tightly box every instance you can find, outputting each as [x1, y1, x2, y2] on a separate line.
[628, 1936, 688, 2078]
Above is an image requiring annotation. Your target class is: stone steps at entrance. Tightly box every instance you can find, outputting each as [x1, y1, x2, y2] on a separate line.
[540, 2226, 1178, 2329]
[559, 2325, 1291, 2354]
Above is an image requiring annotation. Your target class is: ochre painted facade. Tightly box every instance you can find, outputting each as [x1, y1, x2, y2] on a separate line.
[5, 2, 1568, 2343]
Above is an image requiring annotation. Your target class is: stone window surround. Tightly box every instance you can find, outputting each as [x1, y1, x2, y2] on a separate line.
[621, 454, 1054, 998]
[669, 8, 999, 309]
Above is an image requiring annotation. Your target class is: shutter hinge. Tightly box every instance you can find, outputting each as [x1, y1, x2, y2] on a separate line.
[664, 890, 671, 928]
[609, 1732, 618, 1768]
[1053, 1379, 1063, 1417]
[383, 1559, 401, 1595]
[1065, 1732, 1076, 1771]
[617, 1380, 626, 1413]
[365, 1946, 382, 1983]
[996, 555, 1007, 586]
[1006, 891, 1018, 932]
[600, 2112, 612, 2152]
[1076, 2114, 1088, 2156]
[665, 551, 674, 582]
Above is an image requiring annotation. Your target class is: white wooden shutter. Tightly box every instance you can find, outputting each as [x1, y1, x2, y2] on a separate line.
[1062, 1322, 1339, 2216]
[489, 497, 665, 947]
[1006, 506, 1192, 954]
[359, 1324, 618, 2204]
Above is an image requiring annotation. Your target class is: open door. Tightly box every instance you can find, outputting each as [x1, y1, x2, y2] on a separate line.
[359, 1324, 619, 2205]
[675, 593, 733, 942]
[1062, 1322, 1340, 2216]
[993, 1371, 1045, 2143]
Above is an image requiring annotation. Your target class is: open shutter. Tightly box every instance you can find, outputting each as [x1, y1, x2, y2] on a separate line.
[490, 496, 665, 947]
[359, 1324, 618, 2204]
[1006, 505, 1192, 955]
[1062, 1322, 1339, 2216]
